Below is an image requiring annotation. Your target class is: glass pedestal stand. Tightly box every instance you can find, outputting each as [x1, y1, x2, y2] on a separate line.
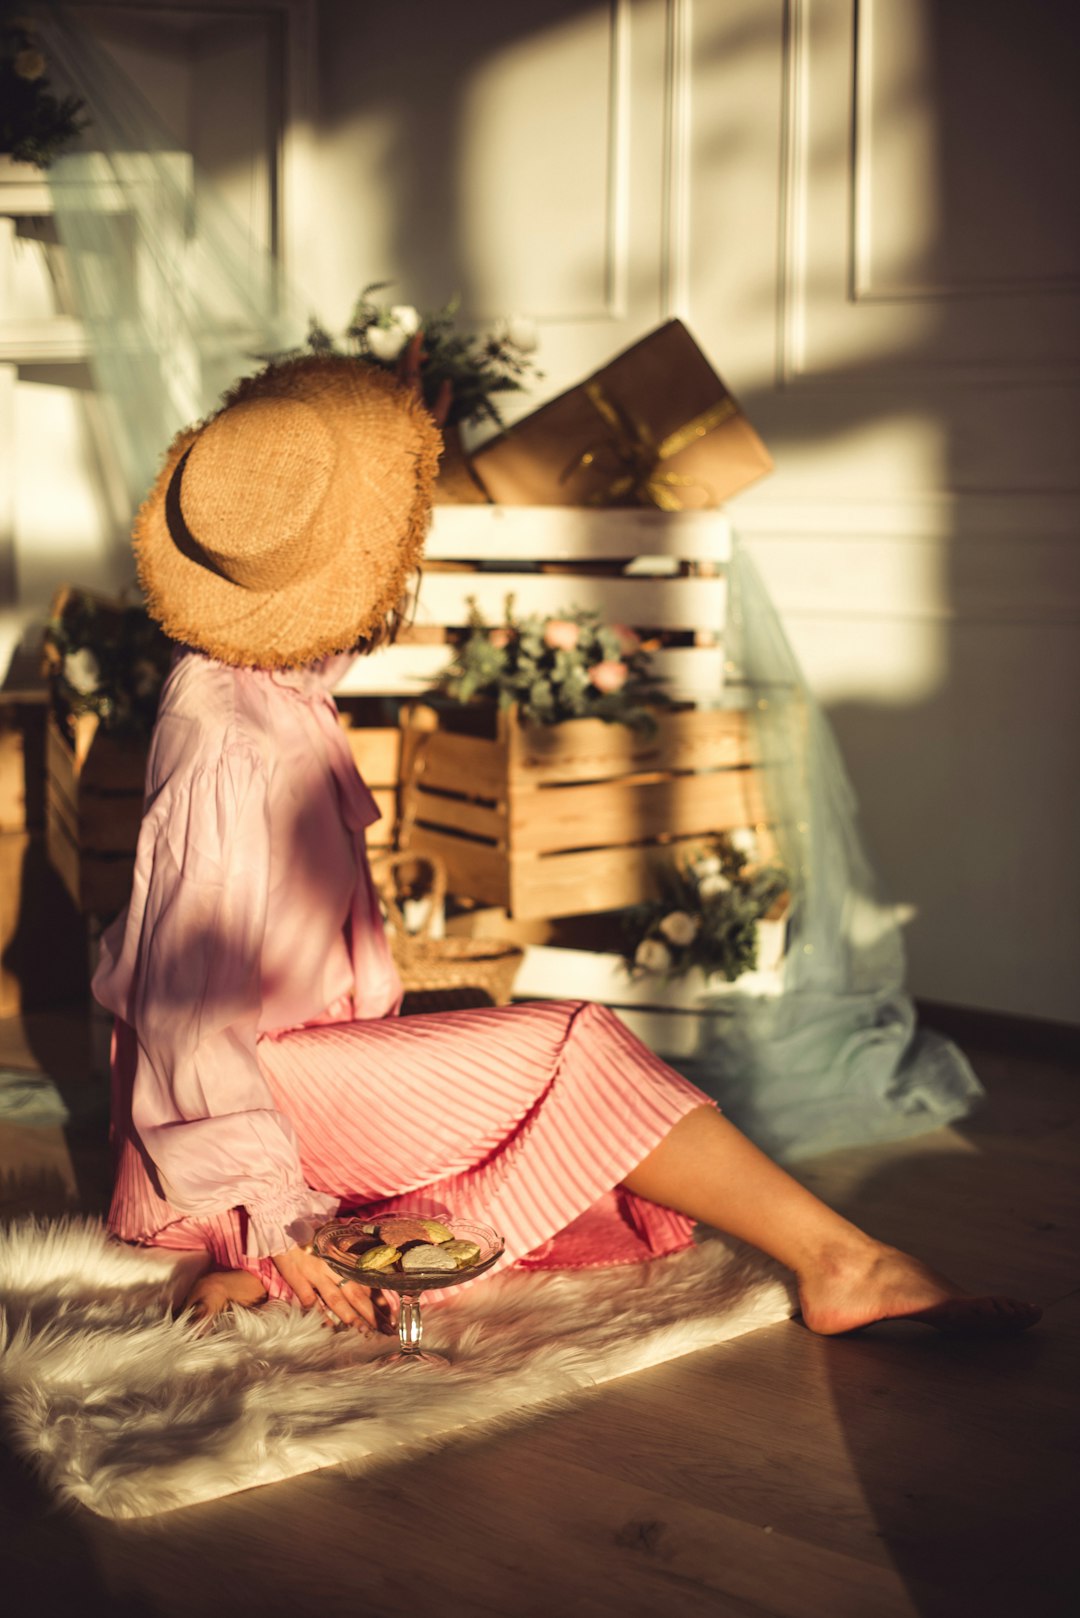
[314, 1216, 505, 1369]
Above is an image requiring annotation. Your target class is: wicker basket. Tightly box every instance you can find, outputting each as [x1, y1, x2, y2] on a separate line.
[373, 852, 524, 1014]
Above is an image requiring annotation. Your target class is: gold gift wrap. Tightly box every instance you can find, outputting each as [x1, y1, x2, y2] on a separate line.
[470, 320, 772, 509]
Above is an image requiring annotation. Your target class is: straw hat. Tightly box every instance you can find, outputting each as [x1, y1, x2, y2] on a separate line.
[133, 355, 442, 669]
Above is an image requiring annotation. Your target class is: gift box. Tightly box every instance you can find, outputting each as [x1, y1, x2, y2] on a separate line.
[470, 319, 772, 509]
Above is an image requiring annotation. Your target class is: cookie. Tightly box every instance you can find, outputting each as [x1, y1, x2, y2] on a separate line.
[441, 1238, 482, 1269]
[377, 1216, 437, 1247]
[355, 1243, 401, 1272]
[418, 1218, 454, 1244]
[400, 1243, 458, 1273]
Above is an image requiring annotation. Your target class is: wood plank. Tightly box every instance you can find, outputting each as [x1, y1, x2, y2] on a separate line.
[508, 768, 768, 854]
[43, 799, 82, 912]
[425, 503, 734, 562]
[409, 730, 507, 801]
[505, 837, 728, 920]
[512, 935, 787, 1007]
[341, 725, 400, 785]
[333, 643, 729, 699]
[510, 707, 756, 785]
[414, 572, 726, 634]
[409, 788, 506, 843]
[404, 826, 510, 908]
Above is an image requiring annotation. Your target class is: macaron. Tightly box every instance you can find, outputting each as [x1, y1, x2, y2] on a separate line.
[400, 1244, 458, 1273]
[355, 1243, 401, 1272]
[441, 1238, 482, 1269]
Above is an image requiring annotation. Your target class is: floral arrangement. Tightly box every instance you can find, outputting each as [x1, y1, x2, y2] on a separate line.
[42, 591, 172, 739]
[624, 830, 789, 983]
[437, 597, 670, 731]
[0, 14, 87, 168]
[294, 283, 541, 429]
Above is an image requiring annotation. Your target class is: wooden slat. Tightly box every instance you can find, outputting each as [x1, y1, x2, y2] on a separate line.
[509, 706, 755, 784]
[511, 939, 786, 1007]
[413, 572, 726, 634]
[411, 730, 507, 801]
[341, 725, 400, 785]
[506, 838, 715, 920]
[410, 788, 506, 843]
[45, 715, 78, 804]
[44, 798, 83, 912]
[333, 643, 728, 698]
[425, 504, 733, 562]
[404, 827, 510, 909]
[507, 767, 767, 854]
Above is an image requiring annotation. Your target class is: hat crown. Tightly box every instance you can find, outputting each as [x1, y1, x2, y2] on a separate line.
[178, 397, 337, 592]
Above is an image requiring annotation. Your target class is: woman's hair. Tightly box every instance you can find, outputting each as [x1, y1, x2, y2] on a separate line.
[350, 569, 421, 656]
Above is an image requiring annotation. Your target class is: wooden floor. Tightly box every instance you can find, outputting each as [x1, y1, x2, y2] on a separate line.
[0, 1006, 1076, 1618]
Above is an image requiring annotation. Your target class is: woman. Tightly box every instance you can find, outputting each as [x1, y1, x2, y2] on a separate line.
[95, 355, 1039, 1337]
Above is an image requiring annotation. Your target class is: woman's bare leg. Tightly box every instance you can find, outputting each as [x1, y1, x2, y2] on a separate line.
[622, 1106, 1041, 1334]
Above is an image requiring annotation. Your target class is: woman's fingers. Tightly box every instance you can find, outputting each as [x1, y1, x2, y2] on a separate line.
[316, 1276, 377, 1331]
[340, 1280, 379, 1329]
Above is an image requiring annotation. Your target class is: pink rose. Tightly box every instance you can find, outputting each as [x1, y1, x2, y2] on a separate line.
[544, 618, 580, 652]
[590, 659, 628, 694]
[489, 626, 514, 649]
[609, 622, 640, 656]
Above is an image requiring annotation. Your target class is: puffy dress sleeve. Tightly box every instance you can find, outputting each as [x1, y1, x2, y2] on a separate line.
[95, 739, 338, 1258]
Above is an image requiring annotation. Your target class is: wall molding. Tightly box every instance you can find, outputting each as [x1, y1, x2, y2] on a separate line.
[777, 0, 1080, 388]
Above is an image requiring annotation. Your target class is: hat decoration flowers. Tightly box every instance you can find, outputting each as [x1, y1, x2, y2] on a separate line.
[437, 596, 671, 731]
[624, 830, 790, 983]
[1, 14, 88, 168]
[291, 283, 541, 430]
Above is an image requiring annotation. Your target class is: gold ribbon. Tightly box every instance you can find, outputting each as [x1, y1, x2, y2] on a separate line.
[566, 381, 737, 510]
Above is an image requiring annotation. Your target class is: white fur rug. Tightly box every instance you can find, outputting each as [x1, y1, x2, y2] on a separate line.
[0, 1218, 796, 1519]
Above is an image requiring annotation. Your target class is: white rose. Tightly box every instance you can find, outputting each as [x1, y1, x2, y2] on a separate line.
[499, 314, 539, 353]
[366, 324, 411, 362]
[658, 910, 699, 946]
[634, 937, 672, 973]
[698, 872, 732, 899]
[692, 855, 722, 878]
[63, 647, 101, 695]
[389, 304, 421, 337]
[728, 827, 759, 860]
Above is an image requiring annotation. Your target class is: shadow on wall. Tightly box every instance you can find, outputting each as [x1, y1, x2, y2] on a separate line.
[316, 0, 1080, 1023]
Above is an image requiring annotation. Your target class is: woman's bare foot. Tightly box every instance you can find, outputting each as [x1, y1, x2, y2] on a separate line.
[184, 1268, 268, 1322]
[797, 1241, 1042, 1337]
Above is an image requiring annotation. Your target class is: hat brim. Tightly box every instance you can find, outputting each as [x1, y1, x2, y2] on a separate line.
[133, 358, 442, 669]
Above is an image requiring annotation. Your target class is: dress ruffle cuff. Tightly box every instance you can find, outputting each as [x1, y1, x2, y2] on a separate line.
[245, 1187, 340, 1259]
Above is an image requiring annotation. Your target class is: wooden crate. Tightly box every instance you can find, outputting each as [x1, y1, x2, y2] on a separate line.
[335, 701, 402, 849]
[399, 702, 770, 920]
[1, 700, 88, 1014]
[44, 704, 402, 915]
[45, 712, 147, 917]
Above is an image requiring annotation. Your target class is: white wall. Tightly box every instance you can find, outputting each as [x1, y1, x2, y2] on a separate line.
[308, 0, 1080, 1023]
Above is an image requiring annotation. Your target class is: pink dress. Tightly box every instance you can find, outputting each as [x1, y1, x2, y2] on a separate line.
[94, 651, 711, 1299]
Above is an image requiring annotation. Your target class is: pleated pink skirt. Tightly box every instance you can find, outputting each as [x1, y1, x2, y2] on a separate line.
[109, 999, 713, 1299]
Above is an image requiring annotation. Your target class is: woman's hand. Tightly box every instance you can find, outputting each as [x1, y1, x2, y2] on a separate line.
[184, 1268, 268, 1322]
[272, 1243, 380, 1331]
